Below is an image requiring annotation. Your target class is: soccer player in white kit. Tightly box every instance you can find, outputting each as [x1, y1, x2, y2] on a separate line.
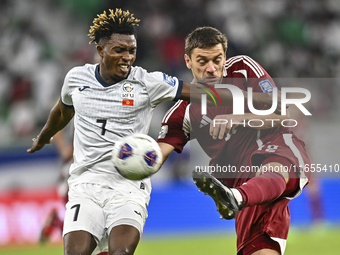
[27, 9, 278, 255]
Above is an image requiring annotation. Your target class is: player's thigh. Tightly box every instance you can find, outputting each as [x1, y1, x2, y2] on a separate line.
[108, 225, 140, 254]
[106, 202, 147, 253]
[251, 248, 280, 255]
[64, 230, 97, 255]
[241, 233, 282, 255]
[257, 159, 290, 184]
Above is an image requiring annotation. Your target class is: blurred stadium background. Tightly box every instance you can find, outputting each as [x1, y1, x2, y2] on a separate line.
[0, 0, 339, 254]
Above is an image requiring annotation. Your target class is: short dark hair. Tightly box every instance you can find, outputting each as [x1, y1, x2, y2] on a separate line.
[88, 8, 140, 44]
[185, 26, 228, 57]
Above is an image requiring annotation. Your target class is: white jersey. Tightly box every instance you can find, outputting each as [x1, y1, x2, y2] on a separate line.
[61, 63, 182, 206]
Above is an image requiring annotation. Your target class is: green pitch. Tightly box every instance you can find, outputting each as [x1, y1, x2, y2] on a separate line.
[1, 227, 339, 255]
[137, 227, 340, 255]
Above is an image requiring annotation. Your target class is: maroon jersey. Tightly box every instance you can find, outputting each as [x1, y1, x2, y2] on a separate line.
[158, 56, 311, 253]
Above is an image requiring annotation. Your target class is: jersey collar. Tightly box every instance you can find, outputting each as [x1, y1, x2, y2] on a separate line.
[95, 64, 132, 87]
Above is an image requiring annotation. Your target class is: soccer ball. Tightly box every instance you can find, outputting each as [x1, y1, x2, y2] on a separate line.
[112, 133, 163, 180]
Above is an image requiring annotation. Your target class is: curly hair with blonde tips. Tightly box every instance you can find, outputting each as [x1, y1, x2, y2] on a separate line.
[88, 8, 140, 44]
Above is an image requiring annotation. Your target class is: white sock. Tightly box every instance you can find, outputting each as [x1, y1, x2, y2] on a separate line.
[231, 188, 243, 207]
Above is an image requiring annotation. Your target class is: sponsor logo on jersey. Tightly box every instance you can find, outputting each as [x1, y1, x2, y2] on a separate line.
[122, 99, 134, 106]
[163, 73, 176, 87]
[134, 210, 142, 218]
[79, 86, 90, 91]
[199, 115, 212, 128]
[140, 182, 145, 190]
[258, 79, 274, 93]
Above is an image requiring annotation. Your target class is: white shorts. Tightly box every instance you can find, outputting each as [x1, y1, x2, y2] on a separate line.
[63, 183, 148, 246]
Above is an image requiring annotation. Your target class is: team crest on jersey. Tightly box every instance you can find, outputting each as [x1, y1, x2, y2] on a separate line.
[123, 83, 134, 93]
[163, 73, 176, 87]
[259, 79, 274, 93]
[122, 83, 135, 98]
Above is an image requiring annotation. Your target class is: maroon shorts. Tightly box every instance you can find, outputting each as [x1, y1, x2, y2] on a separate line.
[238, 233, 281, 255]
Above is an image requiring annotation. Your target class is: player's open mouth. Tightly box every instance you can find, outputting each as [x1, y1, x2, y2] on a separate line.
[118, 64, 129, 73]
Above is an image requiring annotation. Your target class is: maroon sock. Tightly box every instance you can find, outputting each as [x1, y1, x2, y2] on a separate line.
[55, 216, 64, 232]
[236, 172, 286, 207]
[310, 193, 324, 222]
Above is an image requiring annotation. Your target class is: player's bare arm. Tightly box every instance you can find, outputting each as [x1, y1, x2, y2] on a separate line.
[157, 142, 175, 166]
[180, 81, 281, 113]
[210, 109, 290, 140]
[27, 100, 75, 153]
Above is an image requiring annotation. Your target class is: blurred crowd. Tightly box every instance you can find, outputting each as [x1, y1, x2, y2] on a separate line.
[1, 0, 340, 148]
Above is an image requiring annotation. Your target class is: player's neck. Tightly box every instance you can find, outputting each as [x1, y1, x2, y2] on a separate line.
[98, 64, 126, 84]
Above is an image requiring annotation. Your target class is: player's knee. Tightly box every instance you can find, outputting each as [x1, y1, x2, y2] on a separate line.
[258, 162, 289, 184]
[109, 247, 136, 255]
[108, 238, 139, 255]
[63, 232, 97, 255]
[64, 244, 93, 255]
[252, 248, 281, 255]
[108, 225, 140, 255]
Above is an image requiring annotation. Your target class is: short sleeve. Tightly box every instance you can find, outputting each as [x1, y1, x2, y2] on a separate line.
[157, 100, 190, 153]
[224, 55, 277, 93]
[61, 69, 74, 106]
[224, 55, 277, 111]
[136, 68, 183, 107]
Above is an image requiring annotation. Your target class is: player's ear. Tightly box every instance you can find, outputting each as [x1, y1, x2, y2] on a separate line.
[96, 45, 104, 58]
[184, 54, 192, 69]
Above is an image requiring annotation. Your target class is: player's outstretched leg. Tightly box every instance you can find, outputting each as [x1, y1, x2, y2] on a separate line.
[192, 170, 243, 219]
[39, 209, 63, 244]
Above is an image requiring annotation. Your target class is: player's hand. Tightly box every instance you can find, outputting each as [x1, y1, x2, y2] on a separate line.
[210, 114, 243, 140]
[27, 136, 53, 153]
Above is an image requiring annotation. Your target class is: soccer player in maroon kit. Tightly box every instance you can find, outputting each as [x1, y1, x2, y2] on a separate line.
[157, 27, 311, 255]
[39, 131, 70, 243]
